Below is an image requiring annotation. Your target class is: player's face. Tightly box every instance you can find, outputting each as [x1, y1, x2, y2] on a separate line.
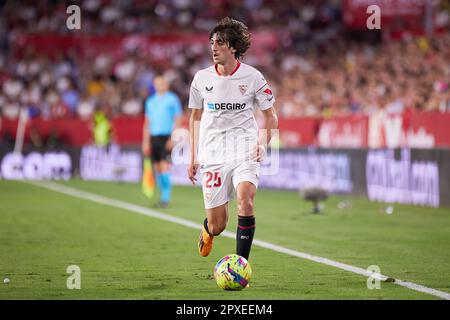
[153, 76, 169, 94]
[210, 33, 236, 65]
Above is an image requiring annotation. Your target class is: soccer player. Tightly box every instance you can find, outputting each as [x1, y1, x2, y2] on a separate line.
[187, 17, 278, 261]
[142, 75, 183, 207]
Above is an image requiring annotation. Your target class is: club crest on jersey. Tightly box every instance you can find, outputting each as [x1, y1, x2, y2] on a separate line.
[239, 85, 248, 95]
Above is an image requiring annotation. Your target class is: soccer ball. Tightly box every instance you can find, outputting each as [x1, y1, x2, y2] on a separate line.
[214, 254, 252, 290]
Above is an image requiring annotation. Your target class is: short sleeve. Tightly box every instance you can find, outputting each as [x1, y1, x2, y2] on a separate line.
[144, 98, 151, 117]
[188, 72, 203, 109]
[254, 72, 275, 111]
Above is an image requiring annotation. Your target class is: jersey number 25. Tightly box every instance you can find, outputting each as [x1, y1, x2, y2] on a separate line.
[205, 172, 222, 188]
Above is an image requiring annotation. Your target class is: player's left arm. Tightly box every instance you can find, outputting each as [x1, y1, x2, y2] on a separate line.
[253, 71, 278, 161]
[167, 94, 184, 150]
[173, 93, 183, 130]
[256, 106, 278, 162]
[173, 114, 183, 131]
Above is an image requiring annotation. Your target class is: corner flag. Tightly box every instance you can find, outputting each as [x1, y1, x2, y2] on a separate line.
[142, 157, 155, 198]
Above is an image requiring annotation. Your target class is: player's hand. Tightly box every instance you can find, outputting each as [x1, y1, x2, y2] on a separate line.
[165, 138, 173, 152]
[252, 144, 266, 162]
[188, 162, 199, 185]
[142, 144, 151, 157]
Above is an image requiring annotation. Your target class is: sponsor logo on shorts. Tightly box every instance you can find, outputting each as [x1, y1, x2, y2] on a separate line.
[204, 193, 213, 201]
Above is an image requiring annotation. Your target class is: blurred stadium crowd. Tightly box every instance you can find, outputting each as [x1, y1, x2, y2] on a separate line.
[0, 0, 449, 122]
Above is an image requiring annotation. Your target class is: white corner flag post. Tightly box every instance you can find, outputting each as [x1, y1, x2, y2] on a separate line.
[14, 107, 29, 155]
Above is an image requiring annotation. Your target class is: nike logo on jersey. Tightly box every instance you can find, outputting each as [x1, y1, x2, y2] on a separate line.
[205, 86, 213, 92]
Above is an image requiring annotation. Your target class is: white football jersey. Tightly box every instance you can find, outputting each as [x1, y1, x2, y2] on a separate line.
[189, 61, 275, 165]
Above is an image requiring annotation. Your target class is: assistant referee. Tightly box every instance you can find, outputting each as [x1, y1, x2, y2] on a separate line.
[142, 75, 183, 207]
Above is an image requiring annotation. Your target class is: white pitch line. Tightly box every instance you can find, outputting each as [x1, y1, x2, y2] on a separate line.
[26, 180, 450, 300]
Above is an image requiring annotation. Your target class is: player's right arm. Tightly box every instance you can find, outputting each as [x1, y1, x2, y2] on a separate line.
[142, 97, 154, 157]
[187, 71, 204, 185]
[142, 115, 151, 157]
[188, 108, 203, 185]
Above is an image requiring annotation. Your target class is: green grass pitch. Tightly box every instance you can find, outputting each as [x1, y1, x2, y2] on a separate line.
[1, 179, 449, 299]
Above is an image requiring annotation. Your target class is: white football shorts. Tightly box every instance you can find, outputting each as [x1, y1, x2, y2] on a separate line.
[200, 161, 260, 209]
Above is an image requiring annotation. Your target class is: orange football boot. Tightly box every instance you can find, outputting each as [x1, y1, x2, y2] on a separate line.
[198, 226, 214, 257]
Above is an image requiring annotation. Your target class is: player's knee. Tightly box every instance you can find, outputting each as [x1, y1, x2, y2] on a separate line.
[208, 223, 225, 236]
[237, 198, 254, 215]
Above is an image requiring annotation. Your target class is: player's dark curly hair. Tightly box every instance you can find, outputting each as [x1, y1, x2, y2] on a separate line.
[209, 17, 251, 60]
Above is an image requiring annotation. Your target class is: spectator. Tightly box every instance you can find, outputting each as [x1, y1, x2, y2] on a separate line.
[0, 0, 448, 121]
